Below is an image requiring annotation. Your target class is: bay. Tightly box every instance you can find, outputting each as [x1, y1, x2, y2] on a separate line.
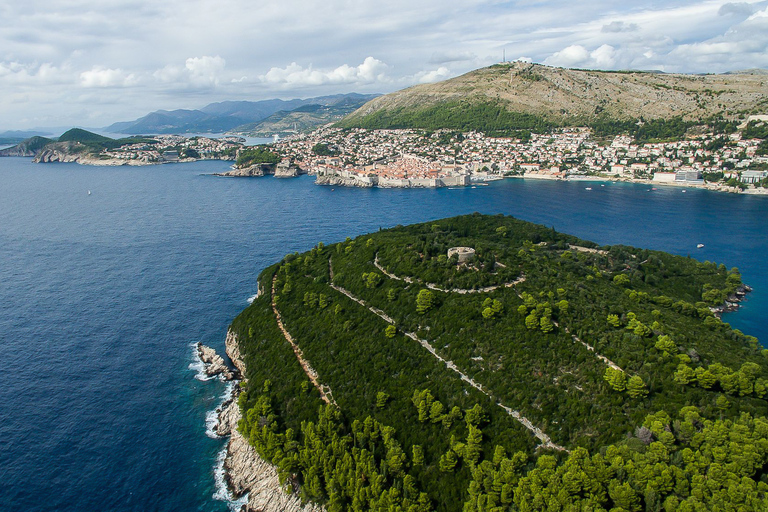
[0, 159, 765, 511]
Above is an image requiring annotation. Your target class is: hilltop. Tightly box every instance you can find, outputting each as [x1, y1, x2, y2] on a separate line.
[226, 214, 768, 511]
[0, 136, 53, 157]
[340, 62, 768, 134]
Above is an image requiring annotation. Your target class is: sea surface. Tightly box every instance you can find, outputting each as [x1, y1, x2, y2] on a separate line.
[0, 159, 766, 511]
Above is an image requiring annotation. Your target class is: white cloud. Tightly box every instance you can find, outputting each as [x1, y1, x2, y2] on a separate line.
[408, 66, 451, 83]
[152, 55, 226, 89]
[185, 55, 226, 84]
[260, 57, 389, 87]
[80, 67, 136, 87]
[544, 45, 590, 67]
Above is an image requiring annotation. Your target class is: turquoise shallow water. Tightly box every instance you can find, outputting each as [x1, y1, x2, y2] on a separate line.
[0, 159, 765, 510]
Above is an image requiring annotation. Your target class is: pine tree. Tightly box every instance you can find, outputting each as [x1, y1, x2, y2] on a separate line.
[412, 445, 425, 467]
[626, 375, 648, 398]
[416, 289, 434, 314]
[439, 450, 458, 472]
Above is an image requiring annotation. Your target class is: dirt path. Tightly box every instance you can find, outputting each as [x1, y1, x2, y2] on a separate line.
[373, 254, 526, 294]
[272, 275, 336, 406]
[329, 259, 565, 452]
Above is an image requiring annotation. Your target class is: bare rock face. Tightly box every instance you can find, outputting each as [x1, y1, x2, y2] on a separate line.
[225, 422, 324, 512]
[197, 343, 236, 380]
[215, 164, 266, 177]
[315, 175, 373, 188]
[225, 330, 247, 378]
[216, 394, 240, 437]
[218, 329, 325, 512]
[274, 161, 302, 178]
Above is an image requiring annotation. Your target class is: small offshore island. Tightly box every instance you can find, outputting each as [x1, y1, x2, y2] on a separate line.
[204, 214, 768, 512]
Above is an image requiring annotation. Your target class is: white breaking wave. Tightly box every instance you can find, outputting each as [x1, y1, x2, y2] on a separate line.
[213, 444, 249, 510]
[188, 342, 215, 381]
[247, 293, 258, 304]
[205, 409, 220, 439]
[205, 381, 235, 439]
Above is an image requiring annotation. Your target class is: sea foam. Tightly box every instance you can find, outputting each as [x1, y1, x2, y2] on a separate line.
[188, 342, 215, 382]
[212, 444, 249, 510]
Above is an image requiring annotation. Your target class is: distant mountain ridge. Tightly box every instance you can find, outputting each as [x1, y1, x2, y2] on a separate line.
[231, 95, 377, 137]
[106, 93, 379, 135]
[340, 62, 768, 133]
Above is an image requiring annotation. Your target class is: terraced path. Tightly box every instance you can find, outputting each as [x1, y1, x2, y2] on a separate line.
[373, 254, 526, 294]
[330, 259, 565, 452]
[272, 275, 337, 406]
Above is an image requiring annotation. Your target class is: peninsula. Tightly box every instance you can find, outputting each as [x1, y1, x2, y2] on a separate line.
[0, 128, 245, 166]
[219, 214, 767, 511]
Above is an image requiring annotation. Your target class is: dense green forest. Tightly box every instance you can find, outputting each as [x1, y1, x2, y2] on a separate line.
[337, 101, 554, 136]
[229, 214, 768, 511]
[236, 145, 281, 166]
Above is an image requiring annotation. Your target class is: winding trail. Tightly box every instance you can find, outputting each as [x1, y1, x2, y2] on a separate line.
[511, 289, 625, 374]
[569, 329, 624, 372]
[272, 275, 337, 406]
[373, 254, 526, 294]
[329, 259, 565, 452]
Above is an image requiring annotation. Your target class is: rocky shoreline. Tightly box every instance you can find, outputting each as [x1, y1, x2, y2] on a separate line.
[711, 284, 753, 318]
[214, 161, 305, 178]
[198, 331, 323, 512]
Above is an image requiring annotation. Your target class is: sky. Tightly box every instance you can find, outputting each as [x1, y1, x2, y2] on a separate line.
[1, 0, 767, 131]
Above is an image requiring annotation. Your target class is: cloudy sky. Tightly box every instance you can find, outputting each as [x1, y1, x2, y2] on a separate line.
[1, 0, 767, 130]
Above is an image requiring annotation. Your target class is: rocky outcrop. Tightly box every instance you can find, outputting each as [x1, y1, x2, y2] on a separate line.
[197, 343, 237, 380]
[225, 330, 247, 378]
[216, 393, 241, 437]
[216, 329, 325, 512]
[224, 410, 324, 512]
[215, 164, 268, 177]
[273, 161, 305, 178]
[314, 175, 373, 188]
[33, 141, 152, 166]
[711, 284, 753, 318]
[215, 161, 305, 178]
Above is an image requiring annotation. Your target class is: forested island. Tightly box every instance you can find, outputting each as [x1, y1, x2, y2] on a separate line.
[220, 214, 768, 511]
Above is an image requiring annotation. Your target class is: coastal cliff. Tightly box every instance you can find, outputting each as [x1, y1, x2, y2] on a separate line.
[34, 142, 151, 166]
[215, 161, 304, 178]
[214, 330, 323, 512]
[314, 175, 373, 188]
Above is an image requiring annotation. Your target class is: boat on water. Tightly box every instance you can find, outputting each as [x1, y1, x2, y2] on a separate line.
[585, 187, 592, 190]
[697, 244, 705, 249]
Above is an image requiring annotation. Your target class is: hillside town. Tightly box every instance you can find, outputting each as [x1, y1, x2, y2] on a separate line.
[272, 124, 768, 192]
[100, 135, 244, 164]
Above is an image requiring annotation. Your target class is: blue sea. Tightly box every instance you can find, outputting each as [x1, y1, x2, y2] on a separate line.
[0, 159, 766, 511]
